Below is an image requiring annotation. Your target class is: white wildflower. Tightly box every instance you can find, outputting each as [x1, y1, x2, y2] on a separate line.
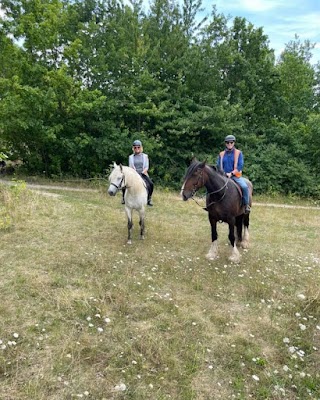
[252, 375, 260, 381]
[114, 383, 126, 392]
[97, 327, 104, 333]
[283, 337, 290, 344]
[297, 294, 306, 300]
[283, 365, 290, 372]
[13, 333, 19, 339]
[289, 346, 296, 354]
[299, 323, 306, 331]
[104, 318, 111, 323]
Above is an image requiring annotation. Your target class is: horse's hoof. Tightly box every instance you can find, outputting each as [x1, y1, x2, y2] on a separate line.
[206, 254, 218, 261]
[240, 240, 249, 249]
[127, 240, 132, 245]
[229, 255, 241, 263]
[140, 235, 145, 240]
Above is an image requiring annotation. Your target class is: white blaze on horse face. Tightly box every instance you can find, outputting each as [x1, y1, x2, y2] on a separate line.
[181, 181, 187, 200]
[181, 180, 193, 201]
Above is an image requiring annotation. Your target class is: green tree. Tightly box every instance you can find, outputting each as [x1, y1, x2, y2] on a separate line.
[276, 36, 315, 122]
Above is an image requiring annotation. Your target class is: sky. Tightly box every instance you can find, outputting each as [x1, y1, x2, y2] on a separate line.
[1, 0, 319, 64]
[200, 0, 320, 64]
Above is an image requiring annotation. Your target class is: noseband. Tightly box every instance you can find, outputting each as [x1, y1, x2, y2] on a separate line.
[110, 174, 125, 191]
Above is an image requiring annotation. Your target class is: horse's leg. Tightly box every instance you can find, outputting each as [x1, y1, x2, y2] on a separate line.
[228, 220, 240, 263]
[235, 215, 243, 246]
[138, 208, 145, 240]
[206, 215, 219, 260]
[125, 206, 133, 244]
[241, 213, 250, 249]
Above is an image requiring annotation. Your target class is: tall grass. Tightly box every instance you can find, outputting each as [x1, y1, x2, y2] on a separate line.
[0, 182, 319, 399]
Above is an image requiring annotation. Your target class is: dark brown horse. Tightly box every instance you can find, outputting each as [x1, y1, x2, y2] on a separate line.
[181, 160, 253, 262]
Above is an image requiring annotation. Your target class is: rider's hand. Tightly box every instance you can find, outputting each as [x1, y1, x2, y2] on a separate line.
[226, 172, 232, 178]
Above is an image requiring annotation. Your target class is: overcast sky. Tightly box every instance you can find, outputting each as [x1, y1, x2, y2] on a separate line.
[201, 0, 320, 64]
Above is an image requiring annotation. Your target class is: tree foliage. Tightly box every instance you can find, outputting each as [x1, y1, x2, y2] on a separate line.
[0, 0, 319, 196]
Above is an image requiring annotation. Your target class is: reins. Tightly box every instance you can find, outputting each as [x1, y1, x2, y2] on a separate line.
[205, 179, 228, 206]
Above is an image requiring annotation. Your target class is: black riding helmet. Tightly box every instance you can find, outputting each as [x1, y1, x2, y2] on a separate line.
[225, 135, 236, 142]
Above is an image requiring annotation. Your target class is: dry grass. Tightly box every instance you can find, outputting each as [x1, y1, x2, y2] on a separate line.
[0, 181, 320, 400]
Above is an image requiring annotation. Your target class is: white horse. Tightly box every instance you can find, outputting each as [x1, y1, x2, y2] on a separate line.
[107, 162, 148, 244]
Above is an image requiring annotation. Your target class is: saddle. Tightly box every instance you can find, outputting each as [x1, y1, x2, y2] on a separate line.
[229, 178, 243, 197]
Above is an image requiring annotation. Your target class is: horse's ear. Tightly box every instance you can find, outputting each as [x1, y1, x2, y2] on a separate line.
[113, 162, 117, 168]
[199, 161, 206, 169]
[119, 163, 123, 172]
[190, 156, 198, 164]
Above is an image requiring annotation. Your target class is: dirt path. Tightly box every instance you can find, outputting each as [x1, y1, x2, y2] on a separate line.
[1, 179, 319, 210]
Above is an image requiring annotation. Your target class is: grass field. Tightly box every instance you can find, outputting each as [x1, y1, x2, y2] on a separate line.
[0, 181, 319, 399]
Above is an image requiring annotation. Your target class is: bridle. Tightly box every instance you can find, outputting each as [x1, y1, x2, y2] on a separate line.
[190, 168, 205, 197]
[189, 167, 229, 208]
[109, 173, 125, 191]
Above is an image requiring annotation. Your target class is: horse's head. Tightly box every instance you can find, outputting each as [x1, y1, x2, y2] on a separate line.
[181, 160, 206, 201]
[107, 162, 125, 196]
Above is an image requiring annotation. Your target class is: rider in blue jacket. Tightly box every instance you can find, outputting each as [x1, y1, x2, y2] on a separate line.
[217, 135, 251, 214]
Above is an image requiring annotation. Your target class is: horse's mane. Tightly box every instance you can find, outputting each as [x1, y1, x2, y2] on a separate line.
[184, 160, 204, 180]
[185, 160, 226, 180]
[208, 164, 226, 177]
[121, 165, 146, 187]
